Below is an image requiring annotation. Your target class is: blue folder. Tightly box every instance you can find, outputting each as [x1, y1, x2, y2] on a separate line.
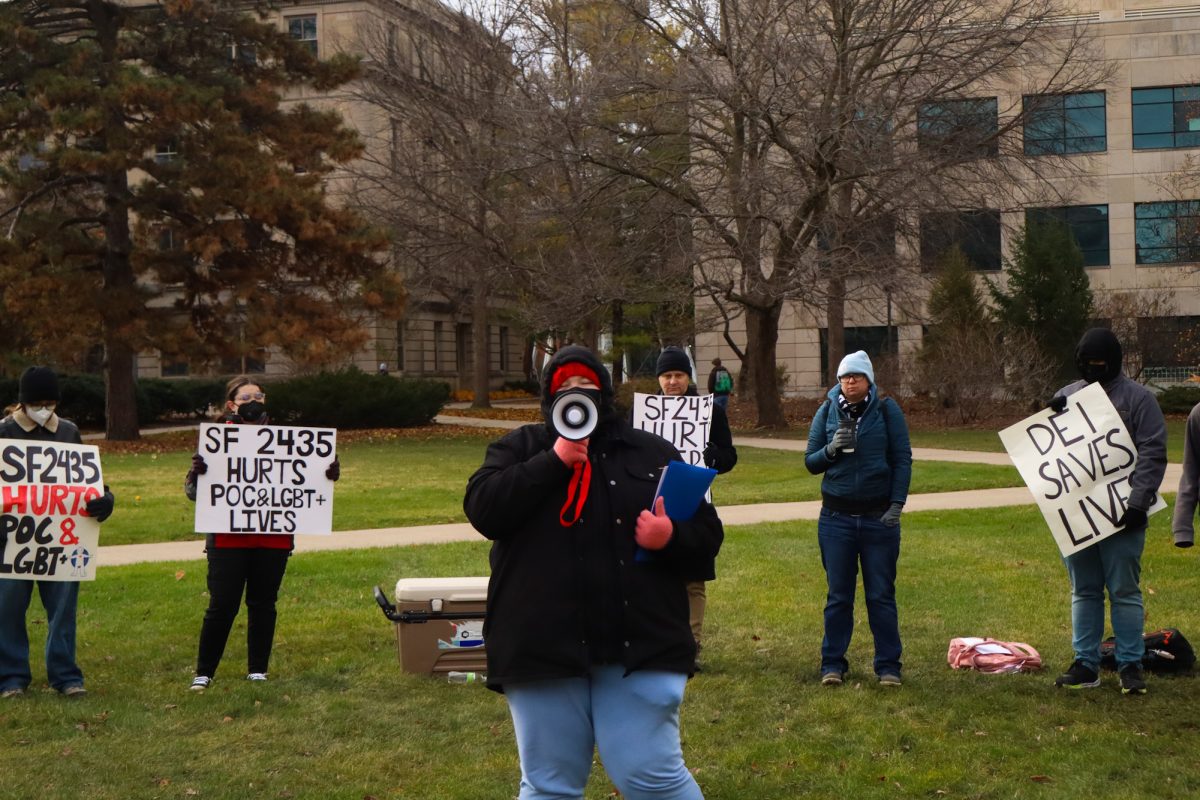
[635, 461, 717, 563]
[653, 460, 718, 521]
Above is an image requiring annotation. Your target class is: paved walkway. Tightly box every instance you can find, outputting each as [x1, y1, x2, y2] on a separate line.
[98, 412, 1184, 567]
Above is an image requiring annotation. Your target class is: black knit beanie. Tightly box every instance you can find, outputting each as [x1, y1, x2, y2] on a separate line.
[656, 347, 692, 377]
[19, 366, 60, 403]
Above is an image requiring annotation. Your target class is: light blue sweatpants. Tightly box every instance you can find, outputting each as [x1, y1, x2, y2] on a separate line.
[504, 665, 703, 800]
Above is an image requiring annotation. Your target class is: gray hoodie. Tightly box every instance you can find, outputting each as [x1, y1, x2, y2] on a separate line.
[1055, 373, 1168, 517]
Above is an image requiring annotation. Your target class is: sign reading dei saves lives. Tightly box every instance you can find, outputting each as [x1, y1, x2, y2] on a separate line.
[0, 441, 104, 581]
[999, 381, 1166, 557]
[195, 424, 336, 535]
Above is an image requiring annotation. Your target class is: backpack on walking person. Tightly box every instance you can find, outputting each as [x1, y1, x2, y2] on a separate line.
[714, 369, 732, 394]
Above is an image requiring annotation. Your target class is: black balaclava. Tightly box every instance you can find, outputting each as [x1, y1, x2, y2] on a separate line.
[1075, 328, 1123, 385]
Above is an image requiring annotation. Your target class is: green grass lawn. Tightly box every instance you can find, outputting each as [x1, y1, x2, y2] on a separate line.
[97, 433, 1022, 546]
[4, 504, 1199, 799]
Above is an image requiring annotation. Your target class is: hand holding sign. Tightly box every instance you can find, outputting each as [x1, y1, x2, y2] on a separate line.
[84, 487, 114, 522]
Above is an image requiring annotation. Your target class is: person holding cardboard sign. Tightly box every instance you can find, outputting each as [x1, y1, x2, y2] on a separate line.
[805, 351, 912, 688]
[655, 346, 737, 672]
[183, 375, 340, 691]
[1050, 329, 1166, 695]
[0, 367, 115, 699]
[465, 345, 722, 800]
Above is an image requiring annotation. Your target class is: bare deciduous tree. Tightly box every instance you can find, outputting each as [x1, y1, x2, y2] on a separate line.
[566, 0, 1114, 426]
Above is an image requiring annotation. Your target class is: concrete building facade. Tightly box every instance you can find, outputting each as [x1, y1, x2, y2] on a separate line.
[696, 0, 1200, 395]
[136, 0, 527, 390]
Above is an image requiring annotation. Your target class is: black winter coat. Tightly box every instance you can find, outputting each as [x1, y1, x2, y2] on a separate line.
[464, 418, 724, 691]
[0, 413, 83, 445]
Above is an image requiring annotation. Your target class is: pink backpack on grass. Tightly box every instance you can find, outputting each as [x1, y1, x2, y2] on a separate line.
[947, 637, 1043, 673]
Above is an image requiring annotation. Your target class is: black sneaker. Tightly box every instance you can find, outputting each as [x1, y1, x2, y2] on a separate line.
[1054, 660, 1100, 689]
[1119, 664, 1147, 695]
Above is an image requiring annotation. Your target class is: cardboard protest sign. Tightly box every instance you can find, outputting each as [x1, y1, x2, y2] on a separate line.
[999, 381, 1166, 557]
[195, 424, 337, 535]
[0, 441, 104, 581]
[632, 393, 714, 466]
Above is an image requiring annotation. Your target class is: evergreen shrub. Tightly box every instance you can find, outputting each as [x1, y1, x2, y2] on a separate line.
[1157, 385, 1200, 415]
[265, 369, 450, 428]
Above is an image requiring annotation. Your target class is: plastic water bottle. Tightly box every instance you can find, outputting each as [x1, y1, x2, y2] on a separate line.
[446, 671, 485, 684]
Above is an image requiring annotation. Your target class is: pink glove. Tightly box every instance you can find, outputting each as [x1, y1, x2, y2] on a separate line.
[635, 496, 674, 550]
[553, 437, 589, 467]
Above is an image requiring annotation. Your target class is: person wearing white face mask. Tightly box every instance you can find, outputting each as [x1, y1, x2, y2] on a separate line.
[183, 375, 340, 691]
[0, 366, 115, 699]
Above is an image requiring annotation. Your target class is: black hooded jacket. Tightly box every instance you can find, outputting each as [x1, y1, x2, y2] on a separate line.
[463, 346, 724, 690]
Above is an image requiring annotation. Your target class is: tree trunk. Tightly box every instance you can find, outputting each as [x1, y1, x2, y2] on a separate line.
[825, 274, 846, 387]
[470, 282, 491, 409]
[521, 333, 535, 386]
[104, 338, 139, 440]
[744, 300, 787, 428]
[102, 172, 140, 440]
[610, 300, 624, 388]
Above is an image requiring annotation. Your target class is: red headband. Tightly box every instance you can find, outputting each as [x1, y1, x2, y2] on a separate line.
[550, 362, 601, 396]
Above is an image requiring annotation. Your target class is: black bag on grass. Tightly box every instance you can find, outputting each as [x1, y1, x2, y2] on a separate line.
[1099, 628, 1195, 674]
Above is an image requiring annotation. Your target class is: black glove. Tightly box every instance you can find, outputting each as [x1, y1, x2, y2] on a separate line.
[1047, 396, 1067, 413]
[1117, 506, 1148, 532]
[880, 502, 903, 527]
[86, 486, 115, 522]
[190, 453, 208, 475]
[326, 457, 340, 481]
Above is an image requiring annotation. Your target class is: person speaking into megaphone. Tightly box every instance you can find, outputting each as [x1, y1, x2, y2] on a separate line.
[464, 345, 723, 799]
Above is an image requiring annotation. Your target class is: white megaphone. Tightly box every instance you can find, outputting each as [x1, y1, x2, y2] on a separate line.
[549, 389, 599, 441]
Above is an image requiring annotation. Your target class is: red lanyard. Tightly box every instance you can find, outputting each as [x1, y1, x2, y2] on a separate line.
[559, 458, 592, 527]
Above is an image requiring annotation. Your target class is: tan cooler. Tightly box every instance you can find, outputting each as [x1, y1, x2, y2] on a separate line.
[390, 577, 489, 676]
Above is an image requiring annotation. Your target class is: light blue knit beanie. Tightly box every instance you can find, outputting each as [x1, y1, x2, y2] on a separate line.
[836, 350, 875, 385]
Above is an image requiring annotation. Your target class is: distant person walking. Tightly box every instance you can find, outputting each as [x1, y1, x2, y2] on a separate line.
[0, 367, 115, 699]
[805, 351, 912, 688]
[707, 358, 734, 410]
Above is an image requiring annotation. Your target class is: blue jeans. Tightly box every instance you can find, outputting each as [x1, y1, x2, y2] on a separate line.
[1063, 527, 1145, 670]
[504, 666, 703, 800]
[713, 395, 729, 410]
[818, 508, 902, 676]
[0, 578, 84, 691]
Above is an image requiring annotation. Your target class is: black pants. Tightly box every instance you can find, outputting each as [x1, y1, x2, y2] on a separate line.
[195, 547, 291, 678]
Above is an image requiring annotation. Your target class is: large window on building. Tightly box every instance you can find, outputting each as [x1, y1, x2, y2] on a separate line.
[1023, 91, 1106, 155]
[287, 15, 318, 57]
[1026, 205, 1109, 266]
[917, 98, 999, 158]
[1135, 201, 1200, 264]
[920, 210, 1002, 271]
[1132, 86, 1200, 150]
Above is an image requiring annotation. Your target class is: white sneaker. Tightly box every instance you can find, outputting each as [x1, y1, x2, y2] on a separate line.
[190, 676, 211, 691]
[246, 672, 268, 682]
